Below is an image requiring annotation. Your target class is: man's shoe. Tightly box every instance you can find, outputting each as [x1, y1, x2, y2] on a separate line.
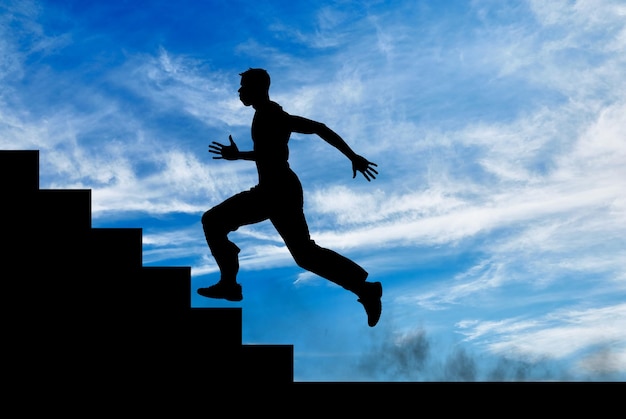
[197, 282, 243, 302]
[357, 281, 382, 327]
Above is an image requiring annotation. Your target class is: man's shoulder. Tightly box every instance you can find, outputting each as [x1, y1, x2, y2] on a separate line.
[261, 101, 286, 114]
[255, 101, 290, 120]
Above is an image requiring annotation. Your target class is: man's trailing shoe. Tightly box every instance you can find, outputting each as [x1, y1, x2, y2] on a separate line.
[357, 281, 383, 327]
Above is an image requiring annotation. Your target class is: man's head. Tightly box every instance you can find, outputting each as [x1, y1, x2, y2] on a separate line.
[238, 68, 270, 106]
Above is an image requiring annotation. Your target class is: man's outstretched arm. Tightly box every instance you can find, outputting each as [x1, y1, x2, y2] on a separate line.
[209, 135, 256, 161]
[290, 115, 378, 181]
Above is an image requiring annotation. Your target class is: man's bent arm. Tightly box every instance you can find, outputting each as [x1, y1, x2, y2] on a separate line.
[290, 115, 378, 181]
[290, 116, 357, 160]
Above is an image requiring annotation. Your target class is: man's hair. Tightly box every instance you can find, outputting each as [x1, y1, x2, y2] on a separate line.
[240, 68, 271, 91]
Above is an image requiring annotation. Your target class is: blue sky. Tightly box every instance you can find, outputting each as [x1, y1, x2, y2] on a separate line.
[2, 0, 625, 381]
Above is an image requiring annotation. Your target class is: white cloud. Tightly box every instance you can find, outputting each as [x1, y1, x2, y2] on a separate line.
[214, 243, 293, 274]
[310, 168, 623, 251]
[117, 47, 251, 128]
[87, 149, 254, 216]
[527, 0, 626, 31]
[456, 303, 626, 375]
[294, 271, 320, 286]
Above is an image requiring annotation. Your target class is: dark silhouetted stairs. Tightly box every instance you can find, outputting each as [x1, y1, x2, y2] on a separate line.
[4, 150, 596, 408]
[1, 150, 293, 393]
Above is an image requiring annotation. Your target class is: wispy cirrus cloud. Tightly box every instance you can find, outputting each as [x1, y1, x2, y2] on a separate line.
[456, 303, 626, 377]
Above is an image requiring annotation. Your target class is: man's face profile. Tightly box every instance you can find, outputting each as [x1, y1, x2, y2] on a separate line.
[238, 78, 255, 106]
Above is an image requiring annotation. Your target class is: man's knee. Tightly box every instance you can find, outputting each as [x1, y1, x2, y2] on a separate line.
[202, 207, 224, 228]
[202, 208, 227, 240]
[201, 208, 215, 227]
[202, 209, 240, 253]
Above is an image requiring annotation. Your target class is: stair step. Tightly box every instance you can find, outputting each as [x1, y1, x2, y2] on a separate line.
[187, 307, 243, 348]
[139, 266, 191, 310]
[129, 268, 245, 349]
[3, 189, 92, 271]
[1, 152, 40, 245]
[0, 150, 39, 193]
[87, 228, 143, 272]
[241, 344, 294, 382]
[37, 189, 92, 232]
[116, 308, 247, 382]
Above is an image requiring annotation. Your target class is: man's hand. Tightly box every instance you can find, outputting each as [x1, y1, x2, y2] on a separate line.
[209, 135, 239, 160]
[351, 155, 378, 181]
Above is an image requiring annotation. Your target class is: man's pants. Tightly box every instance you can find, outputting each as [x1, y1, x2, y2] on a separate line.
[202, 180, 367, 294]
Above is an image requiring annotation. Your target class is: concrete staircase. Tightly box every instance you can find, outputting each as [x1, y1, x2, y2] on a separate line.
[1, 150, 293, 392]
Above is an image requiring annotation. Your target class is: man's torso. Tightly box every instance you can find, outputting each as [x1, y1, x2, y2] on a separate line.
[252, 101, 293, 184]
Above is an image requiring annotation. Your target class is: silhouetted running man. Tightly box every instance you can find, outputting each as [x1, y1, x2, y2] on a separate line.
[198, 68, 382, 327]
